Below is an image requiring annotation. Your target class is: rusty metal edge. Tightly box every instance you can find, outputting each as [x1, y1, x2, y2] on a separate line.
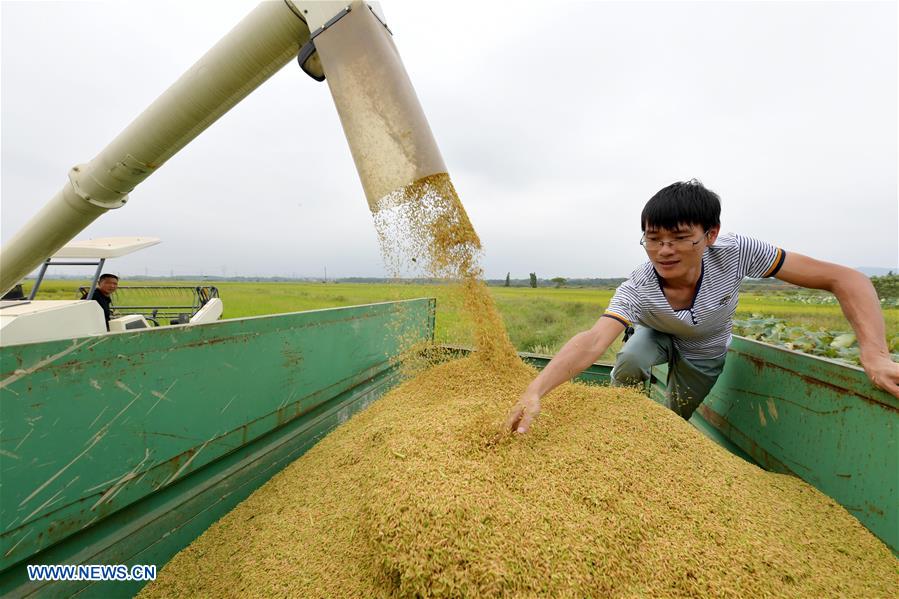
[695, 404, 794, 475]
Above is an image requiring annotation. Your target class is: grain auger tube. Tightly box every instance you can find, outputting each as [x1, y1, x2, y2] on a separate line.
[0, 0, 446, 297]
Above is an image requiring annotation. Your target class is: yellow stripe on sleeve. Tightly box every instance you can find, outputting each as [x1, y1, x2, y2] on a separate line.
[602, 311, 631, 328]
[762, 247, 784, 278]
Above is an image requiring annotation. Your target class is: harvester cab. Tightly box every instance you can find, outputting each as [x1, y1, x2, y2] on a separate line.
[1, 236, 224, 346]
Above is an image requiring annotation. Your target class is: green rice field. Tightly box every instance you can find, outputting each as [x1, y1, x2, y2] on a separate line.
[27, 280, 899, 364]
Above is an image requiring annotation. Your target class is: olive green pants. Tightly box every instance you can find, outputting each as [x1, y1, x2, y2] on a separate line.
[610, 326, 726, 420]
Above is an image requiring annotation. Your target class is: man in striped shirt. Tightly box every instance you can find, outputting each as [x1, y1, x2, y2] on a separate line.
[507, 180, 898, 433]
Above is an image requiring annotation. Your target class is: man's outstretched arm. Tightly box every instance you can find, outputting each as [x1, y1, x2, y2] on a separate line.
[505, 316, 625, 433]
[774, 252, 899, 398]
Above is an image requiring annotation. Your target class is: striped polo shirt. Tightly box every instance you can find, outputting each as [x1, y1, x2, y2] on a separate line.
[603, 233, 785, 360]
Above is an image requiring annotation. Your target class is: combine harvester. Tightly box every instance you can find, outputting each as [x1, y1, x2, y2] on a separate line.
[0, 1, 895, 596]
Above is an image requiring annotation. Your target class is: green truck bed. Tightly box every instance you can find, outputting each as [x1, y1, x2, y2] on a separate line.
[1, 298, 895, 597]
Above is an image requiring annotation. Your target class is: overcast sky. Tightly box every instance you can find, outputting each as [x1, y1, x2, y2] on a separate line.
[2, 0, 896, 279]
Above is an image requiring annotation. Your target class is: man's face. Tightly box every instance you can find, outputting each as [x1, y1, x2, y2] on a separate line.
[642, 224, 720, 280]
[98, 277, 118, 296]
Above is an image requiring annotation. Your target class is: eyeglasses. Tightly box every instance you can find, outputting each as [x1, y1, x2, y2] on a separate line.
[639, 230, 709, 252]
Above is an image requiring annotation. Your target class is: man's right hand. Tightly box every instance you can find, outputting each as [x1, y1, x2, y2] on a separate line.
[505, 388, 541, 434]
[503, 318, 624, 435]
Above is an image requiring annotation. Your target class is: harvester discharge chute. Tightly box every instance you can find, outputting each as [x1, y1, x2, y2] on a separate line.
[306, 1, 447, 210]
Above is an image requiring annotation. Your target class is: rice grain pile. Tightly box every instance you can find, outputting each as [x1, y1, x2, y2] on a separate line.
[140, 174, 897, 597]
[141, 357, 896, 598]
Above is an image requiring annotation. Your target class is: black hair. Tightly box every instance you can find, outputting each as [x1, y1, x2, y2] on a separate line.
[641, 179, 721, 232]
[98, 273, 119, 282]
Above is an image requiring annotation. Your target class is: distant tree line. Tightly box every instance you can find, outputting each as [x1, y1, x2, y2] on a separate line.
[486, 276, 626, 289]
[871, 273, 898, 300]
